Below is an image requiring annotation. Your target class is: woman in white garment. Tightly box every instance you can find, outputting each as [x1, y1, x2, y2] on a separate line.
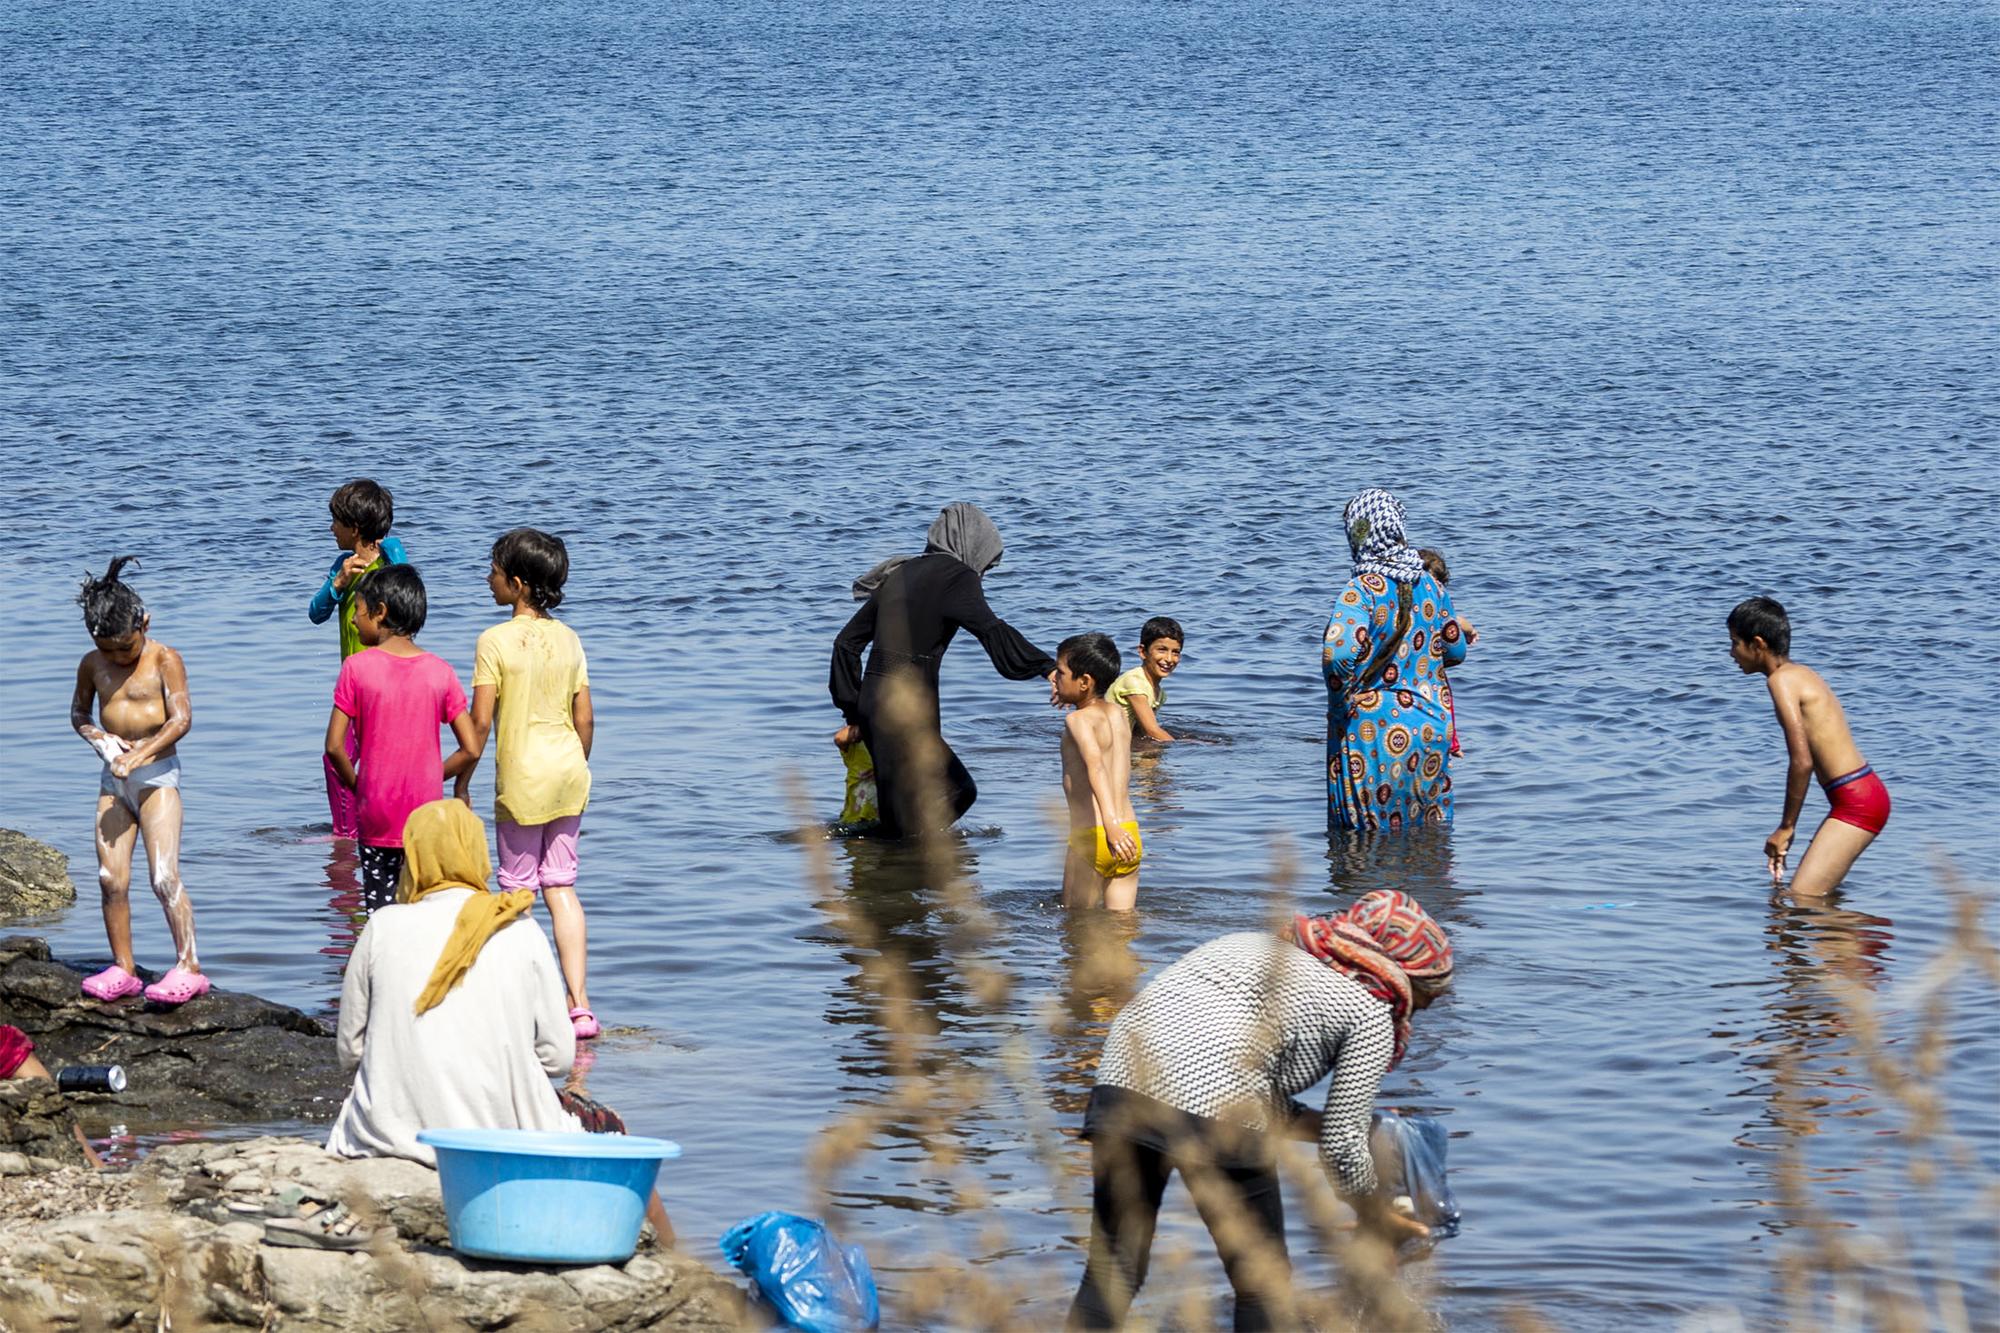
[326, 799, 671, 1242]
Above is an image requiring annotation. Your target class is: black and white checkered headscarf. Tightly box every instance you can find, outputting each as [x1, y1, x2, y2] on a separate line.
[1343, 488, 1426, 586]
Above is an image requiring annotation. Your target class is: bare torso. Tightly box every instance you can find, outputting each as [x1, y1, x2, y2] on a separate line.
[1769, 662, 1865, 781]
[75, 643, 181, 753]
[1061, 697, 1135, 828]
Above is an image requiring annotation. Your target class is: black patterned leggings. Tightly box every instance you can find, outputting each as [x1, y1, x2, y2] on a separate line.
[358, 845, 405, 912]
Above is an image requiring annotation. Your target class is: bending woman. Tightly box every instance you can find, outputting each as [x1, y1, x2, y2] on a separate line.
[1323, 488, 1467, 832]
[1068, 891, 1453, 1331]
[830, 503, 1055, 837]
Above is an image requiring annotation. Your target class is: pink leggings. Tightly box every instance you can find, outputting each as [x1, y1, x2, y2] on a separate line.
[324, 728, 360, 839]
[497, 816, 582, 891]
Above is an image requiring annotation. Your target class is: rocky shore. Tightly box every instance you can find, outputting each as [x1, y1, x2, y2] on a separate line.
[0, 1136, 746, 1331]
[0, 827, 747, 1332]
[0, 935, 349, 1127]
[0, 827, 76, 919]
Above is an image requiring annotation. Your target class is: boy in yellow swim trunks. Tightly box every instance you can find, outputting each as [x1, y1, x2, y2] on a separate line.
[1052, 633, 1143, 911]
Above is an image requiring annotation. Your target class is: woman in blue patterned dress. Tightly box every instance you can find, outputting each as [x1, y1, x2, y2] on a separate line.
[1323, 489, 1468, 832]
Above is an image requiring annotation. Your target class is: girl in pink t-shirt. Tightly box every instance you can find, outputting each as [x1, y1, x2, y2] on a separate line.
[325, 567, 481, 909]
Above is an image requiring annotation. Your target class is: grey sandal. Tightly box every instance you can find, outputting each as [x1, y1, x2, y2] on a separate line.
[263, 1201, 374, 1251]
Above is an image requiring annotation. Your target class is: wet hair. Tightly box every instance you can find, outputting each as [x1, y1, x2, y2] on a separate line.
[491, 528, 569, 611]
[77, 556, 146, 639]
[329, 479, 395, 542]
[1057, 632, 1121, 696]
[1728, 596, 1790, 657]
[356, 564, 428, 637]
[1417, 548, 1450, 585]
[1140, 616, 1184, 649]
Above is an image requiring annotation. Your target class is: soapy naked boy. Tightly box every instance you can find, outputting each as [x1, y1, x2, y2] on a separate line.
[68, 557, 206, 1004]
[1053, 633, 1142, 911]
[1728, 596, 1890, 896]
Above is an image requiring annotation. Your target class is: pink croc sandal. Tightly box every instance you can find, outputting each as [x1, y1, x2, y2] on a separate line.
[569, 1007, 601, 1041]
[81, 965, 144, 1002]
[143, 966, 212, 1007]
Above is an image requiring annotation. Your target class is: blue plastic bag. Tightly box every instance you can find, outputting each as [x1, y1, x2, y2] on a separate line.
[720, 1211, 880, 1333]
[1369, 1111, 1461, 1242]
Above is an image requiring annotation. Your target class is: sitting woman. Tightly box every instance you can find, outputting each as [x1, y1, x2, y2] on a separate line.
[1067, 891, 1453, 1331]
[326, 799, 670, 1241]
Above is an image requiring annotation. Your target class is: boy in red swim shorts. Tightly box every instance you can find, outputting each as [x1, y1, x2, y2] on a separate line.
[1729, 597, 1890, 896]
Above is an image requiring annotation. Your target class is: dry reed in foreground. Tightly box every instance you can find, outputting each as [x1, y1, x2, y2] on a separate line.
[790, 678, 1995, 1328]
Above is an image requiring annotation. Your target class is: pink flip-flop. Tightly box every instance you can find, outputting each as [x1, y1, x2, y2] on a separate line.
[569, 1007, 601, 1041]
[81, 965, 144, 1002]
[143, 966, 211, 1007]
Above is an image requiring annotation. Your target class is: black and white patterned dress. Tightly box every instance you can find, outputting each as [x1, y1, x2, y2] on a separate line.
[1093, 931, 1396, 1196]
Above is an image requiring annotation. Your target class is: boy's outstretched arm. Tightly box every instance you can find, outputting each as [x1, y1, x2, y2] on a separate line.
[1765, 676, 1813, 880]
[110, 649, 191, 777]
[1128, 692, 1174, 743]
[325, 708, 359, 790]
[1066, 713, 1138, 860]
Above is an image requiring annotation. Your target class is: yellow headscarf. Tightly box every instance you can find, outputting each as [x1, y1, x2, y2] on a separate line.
[395, 800, 536, 1016]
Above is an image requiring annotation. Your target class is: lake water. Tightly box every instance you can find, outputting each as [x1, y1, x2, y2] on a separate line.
[2, 0, 1996, 1326]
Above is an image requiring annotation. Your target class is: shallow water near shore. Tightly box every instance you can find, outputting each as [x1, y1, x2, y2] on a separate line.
[2, 0, 1997, 1326]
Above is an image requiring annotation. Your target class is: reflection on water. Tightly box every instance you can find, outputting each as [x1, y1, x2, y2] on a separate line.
[1127, 748, 1187, 838]
[1324, 823, 1459, 907]
[317, 843, 364, 988]
[1738, 890, 1897, 1219]
[808, 836, 1026, 1220]
[1047, 910, 1140, 1120]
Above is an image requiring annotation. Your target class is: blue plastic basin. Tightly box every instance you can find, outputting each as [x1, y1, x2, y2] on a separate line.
[417, 1128, 682, 1264]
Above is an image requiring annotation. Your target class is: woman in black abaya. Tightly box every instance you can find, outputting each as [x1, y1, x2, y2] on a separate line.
[829, 503, 1054, 838]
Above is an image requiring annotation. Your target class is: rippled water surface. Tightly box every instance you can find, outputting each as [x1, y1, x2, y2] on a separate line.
[3, 1, 1997, 1327]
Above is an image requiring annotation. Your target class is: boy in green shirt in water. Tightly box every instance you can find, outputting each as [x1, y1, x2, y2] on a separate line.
[1106, 617, 1182, 743]
[308, 478, 408, 838]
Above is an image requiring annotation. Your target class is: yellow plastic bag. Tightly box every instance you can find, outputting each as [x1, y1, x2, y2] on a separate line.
[839, 741, 879, 825]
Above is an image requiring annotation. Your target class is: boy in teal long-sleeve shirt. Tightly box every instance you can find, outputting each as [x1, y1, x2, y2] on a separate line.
[311, 478, 408, 837]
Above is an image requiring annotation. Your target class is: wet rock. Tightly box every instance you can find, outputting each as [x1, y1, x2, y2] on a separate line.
[0, 1079, 88, 1166]
[0, 829, 76, 919]
[0, 1135, 748, 1331]
[0, 935, 347, 1128]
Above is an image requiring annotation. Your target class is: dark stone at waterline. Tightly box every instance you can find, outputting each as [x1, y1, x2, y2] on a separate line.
[0, 829, 77, 919]
[0, 1080, 88, 1167]
[0, 936, 347, 1128]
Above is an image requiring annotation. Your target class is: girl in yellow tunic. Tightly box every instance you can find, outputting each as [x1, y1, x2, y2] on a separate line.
[464, 529, 598, 1040]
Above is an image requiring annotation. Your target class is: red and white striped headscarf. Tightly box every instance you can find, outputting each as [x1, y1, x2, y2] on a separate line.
[1291, 890, 1453, 1068]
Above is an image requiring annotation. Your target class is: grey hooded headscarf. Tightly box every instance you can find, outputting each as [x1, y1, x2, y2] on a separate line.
[851, 502, 1005, 600]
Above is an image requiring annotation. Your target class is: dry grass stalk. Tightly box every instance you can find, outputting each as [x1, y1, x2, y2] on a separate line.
[1766, 869, 1995, 1333]
[792, 685, 1992, 1330]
